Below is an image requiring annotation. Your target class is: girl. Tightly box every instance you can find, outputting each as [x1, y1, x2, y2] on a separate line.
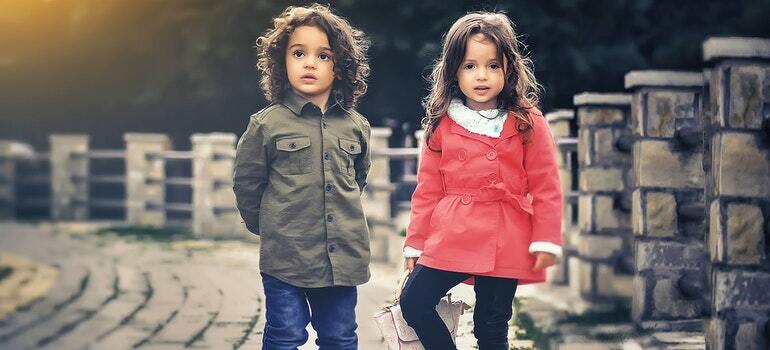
[400, 12, 563, 350]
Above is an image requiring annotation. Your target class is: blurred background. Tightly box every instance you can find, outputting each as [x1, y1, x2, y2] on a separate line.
[2, 0, 770, 150]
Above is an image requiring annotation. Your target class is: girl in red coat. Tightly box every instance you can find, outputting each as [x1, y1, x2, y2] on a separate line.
[400, 11, 563, 350]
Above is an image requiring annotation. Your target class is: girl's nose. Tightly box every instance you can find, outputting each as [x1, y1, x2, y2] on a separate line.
[477, 68, 488, 80]
[304, 57, 317, 69]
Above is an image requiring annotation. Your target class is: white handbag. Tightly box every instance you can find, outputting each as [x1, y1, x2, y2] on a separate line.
[373, 270, 470, 349]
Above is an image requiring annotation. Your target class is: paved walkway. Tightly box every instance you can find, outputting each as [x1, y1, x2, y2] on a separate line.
[0, 222, 395, 349]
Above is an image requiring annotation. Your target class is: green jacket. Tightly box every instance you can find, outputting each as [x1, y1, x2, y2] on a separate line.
[233, 91, 372, 288]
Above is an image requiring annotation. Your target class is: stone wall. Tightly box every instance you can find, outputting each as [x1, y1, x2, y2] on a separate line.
[626, 70, 709, 331]
[572, 93, 635, 300]
[702, 37, 770, 350]
[50, 135, 89, 221]
[546, 110, 577, 285]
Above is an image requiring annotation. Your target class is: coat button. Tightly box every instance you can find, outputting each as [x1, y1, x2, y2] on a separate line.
[325, 183, 333, 192]
[326, 214, 334, 222]
[328, 244, 336, 253]
[487, 172, 497, 182]
[289, 142, 297, 149]
[323, 152, 330, 160]
[486, 150, 497, 160]
[322, 122, 328, 129]
[460, 194, 471, 205]
[457, 149, 467, 161]
[349, 144, 356, 151]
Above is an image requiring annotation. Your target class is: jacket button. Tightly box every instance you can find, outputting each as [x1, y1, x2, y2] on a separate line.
[322, 122, 328, 129]
[486, 150, 497, 160]
[323, 152, 330, 160]
[461, 194, 471, 205]
[289, 142, 297, 149]
[326, 214, 334, 222]
[457, 149, 467, 161]
[328, 244, 336, 253]
[349, 145, 356, 151]
[325, 184, 333, 192]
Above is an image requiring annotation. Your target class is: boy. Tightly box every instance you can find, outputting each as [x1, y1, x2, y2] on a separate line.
[233, 4, 371, 349]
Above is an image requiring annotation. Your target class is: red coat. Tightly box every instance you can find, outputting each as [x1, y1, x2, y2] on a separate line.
[406, 108, 563, 284]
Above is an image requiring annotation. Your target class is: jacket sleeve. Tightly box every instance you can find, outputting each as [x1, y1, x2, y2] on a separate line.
[233, 114, 269, 235]
[524, 110, 564, 248]
[354, 115, 372, 193]
[405, 123, 444, 251]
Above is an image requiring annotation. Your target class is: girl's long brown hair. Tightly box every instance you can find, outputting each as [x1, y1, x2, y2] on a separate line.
[256, 4, 370, 109]
[423, 12, 542, 149]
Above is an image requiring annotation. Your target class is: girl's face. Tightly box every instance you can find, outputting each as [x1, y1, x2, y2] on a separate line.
[285, 25, 335, 106]
[456, 33, 505, 111]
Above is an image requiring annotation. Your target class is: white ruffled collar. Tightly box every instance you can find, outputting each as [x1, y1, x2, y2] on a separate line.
[447, 99, 507, 138]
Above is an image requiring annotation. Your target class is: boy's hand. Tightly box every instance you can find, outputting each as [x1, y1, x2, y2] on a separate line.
[532, 252, 557, 271]
[405, 257, 418, 273]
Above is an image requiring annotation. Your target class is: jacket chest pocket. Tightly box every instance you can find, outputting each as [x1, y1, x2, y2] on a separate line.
[274, 136, 312, 175]
[338, 137, 361, 176]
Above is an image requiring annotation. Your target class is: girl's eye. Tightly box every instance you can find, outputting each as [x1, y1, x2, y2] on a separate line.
[319, 53, 331, 61]
[292, 50, 304, 58]
[490, 63, 500, 69]
[463, 64, 475, 70]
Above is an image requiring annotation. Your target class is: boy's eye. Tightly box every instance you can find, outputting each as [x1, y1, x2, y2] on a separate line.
[292, 50, 304, 58]
[463, 64, 475, 70]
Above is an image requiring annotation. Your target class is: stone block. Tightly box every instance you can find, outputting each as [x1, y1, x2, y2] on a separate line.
[593, 128, 627, 163]
[577, 234, 623, 259]
[652, 279, 699, 318]
[578, 107, 626, 126]
[578, 128, 591, 166]
[728, 66, 769, 129]
[578, 195, 593, 232]
[712, 132, 770, 198]
[50, 135, 89, 220]
[595, 195, 629, 229]
[632, 276, 647, 322]
[635, 140, 704, 189]
[580, 168, 624, 192]
[646, 91, 697, 138]
[635, 241, 706, 272]
[709, 200, 724, 262]
[632, 189, 643, 235]
[706, 318, 726, 350]
[646, 192, 677, 237]
[735, 322, 763, 350]
[568, 256, 582, 295]
[726, 203, 764, 265]
[713, 270, 770, 313]
[577, 259, 594, 297]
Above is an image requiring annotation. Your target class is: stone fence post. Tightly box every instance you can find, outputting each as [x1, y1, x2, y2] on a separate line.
[0, 142, 14, 219]
[364, 127, 394, 262]
[545, 110, 577, 285]
[625, 70, 708, 331]
[50, 135, 89, 220]
[124, 133, 170, 226]
[572, 93, 634, 300]
[192, 133, 241, 237]
[702, 37, 770, 350]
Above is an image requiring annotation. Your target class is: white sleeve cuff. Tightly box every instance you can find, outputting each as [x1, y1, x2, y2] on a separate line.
[528, 241, 563, 258]
[403, 246, 423, 258]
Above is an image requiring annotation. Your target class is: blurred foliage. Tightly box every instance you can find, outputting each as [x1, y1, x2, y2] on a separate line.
[1, 0, 769, 148]
[94, 225, 192, 242]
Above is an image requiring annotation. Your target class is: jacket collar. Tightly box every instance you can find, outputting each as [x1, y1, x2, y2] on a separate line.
[449, 111, 520, 147]
[281, 89, 343, 117]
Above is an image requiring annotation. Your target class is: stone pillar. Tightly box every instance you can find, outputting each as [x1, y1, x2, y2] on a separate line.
[702, 37, 770, 350]
[191, 133, 241, 237]
[625, 70, 709, 331]
[572, 93, 634, 300]
[364, 127, 394, 262]
[50, 135, 89, 220]
[124, 133, 170, 226]
[545, 110, 577, 285]
[0, 142, 14, 219]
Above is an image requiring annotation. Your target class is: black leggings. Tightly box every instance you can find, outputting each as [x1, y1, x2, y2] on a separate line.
[399, 264, 519, 350]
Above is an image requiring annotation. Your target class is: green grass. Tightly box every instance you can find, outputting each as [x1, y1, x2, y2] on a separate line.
[94, 225, 193, 242]
[512, 297, 551, 350]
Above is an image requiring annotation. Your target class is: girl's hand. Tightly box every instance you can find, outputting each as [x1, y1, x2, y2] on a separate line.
[532, 252, 557, 271]
[405, 257, 418, 273]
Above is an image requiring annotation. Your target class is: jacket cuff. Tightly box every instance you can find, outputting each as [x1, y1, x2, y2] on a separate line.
[403, 246, 423, 258]
[529, 241, 562, 258]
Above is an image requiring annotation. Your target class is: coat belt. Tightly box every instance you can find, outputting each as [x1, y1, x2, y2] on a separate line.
[445, 182, 534, 215]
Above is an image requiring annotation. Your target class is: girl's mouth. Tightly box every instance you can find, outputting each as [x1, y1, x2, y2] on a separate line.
[474, 86, 490, 95]
[300, 74, 317, 82]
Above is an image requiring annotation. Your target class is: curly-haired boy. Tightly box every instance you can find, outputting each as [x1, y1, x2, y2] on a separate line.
[233, 4, 371, 349]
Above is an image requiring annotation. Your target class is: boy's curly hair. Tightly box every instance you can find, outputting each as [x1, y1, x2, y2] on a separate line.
[256, 4, 370, 109]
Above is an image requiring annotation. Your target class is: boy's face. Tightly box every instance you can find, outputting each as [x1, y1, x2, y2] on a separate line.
[285, 25, 335, 105]
[456, 33, 505, 111]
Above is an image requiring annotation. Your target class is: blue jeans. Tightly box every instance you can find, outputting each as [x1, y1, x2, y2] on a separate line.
[261, 273, 358, 350]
